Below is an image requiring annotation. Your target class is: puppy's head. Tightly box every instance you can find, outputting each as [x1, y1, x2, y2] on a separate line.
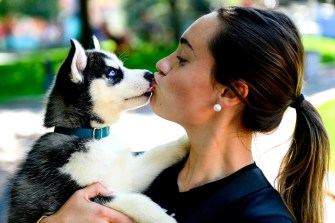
[44, 36, 153, 128]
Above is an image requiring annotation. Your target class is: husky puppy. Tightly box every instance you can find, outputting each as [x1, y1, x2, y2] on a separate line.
[7, 36, 188, 223]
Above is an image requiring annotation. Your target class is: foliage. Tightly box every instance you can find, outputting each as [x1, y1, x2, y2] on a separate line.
[0, 0, 58, 20]
[0, 48, 68, 102]
[123, 0, 210, 43]
[302, 35, 335, 63]
[317, 99, 335, 173]
[121, 42, 176, 72]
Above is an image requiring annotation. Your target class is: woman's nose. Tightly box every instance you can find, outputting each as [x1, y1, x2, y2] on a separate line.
[156, 57, 170, 75]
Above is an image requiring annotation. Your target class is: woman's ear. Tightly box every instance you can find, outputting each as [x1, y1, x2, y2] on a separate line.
[217, 80, 248, 107]
[231, 80, 249, 99]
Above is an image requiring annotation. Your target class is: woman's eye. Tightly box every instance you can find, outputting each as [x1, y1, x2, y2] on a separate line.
[177, 56, 187, 64]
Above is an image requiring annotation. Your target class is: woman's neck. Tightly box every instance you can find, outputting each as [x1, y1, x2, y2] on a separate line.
[177, 127, 253, 192]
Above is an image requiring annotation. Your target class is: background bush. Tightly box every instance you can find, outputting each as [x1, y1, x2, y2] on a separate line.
[0, 48, 68, 102]
[317, 99, 335, 173]
[302, 35, 335, 63]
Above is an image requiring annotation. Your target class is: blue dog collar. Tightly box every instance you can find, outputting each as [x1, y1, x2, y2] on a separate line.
[54, 126, 110, 140]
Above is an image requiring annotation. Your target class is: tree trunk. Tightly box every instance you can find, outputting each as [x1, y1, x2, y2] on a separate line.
[168, 0, 181, 42]
[79, 0, 92, 48]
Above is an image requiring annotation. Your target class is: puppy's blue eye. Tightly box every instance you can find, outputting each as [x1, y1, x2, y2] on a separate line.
[104, 67, 120, 78]
[104, 66, 123, 85]
[109, 69, 117, 77]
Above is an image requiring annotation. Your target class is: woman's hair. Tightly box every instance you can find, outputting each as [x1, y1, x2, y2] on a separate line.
[209, 6, 330, 223]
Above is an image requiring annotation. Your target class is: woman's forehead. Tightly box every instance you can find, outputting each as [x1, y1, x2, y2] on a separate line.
[181, 12, 219, 53]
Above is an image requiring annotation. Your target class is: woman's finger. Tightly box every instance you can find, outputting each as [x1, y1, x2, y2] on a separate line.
[79, 182, 114, 200]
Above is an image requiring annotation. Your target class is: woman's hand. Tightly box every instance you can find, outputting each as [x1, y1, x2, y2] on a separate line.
[41, 183, 134, 223]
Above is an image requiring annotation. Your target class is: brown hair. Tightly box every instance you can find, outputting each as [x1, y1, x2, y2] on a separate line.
[209, 6, 330, 223]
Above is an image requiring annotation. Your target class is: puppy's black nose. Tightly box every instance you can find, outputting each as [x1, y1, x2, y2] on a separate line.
[144, 71, 154, 82]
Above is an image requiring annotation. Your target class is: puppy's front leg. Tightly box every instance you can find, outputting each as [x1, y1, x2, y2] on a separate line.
[130, 135, 189, 192]
[104, 193, 177, 223]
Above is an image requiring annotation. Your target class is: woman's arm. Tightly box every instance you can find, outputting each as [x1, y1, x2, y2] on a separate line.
[41, 183, 134, 223]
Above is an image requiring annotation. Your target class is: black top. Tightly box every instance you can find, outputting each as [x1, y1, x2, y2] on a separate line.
[144, 160, 294, 223]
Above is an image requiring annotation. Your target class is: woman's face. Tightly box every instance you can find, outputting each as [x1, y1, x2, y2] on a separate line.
[150, 12, 221, 126]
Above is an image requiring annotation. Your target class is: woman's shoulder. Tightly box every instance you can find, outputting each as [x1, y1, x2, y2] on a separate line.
[182, 164, 294, 223]
[227, 186, 294, 222]
[219, 165, 294, 222]
[207, 177, 294, 223]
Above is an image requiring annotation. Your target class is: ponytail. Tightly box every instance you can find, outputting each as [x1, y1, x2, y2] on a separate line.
[278, 99, 330, 223]
[211, 6, 330, 223]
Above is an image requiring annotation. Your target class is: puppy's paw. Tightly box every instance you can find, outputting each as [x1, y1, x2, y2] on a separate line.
[105, 193, 177, 223]
[176, 134, 190, 155]
[163, 134, 189, 160]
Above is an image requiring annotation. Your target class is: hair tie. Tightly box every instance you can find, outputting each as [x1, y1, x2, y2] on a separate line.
[290, 94, 305, 109]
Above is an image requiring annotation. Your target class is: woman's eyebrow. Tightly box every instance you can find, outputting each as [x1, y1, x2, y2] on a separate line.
[180, 37, 194, 51]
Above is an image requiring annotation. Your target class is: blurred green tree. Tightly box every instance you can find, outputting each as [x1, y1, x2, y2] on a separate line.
[123, 0, 210, 44]
[0, 0, 58, 19]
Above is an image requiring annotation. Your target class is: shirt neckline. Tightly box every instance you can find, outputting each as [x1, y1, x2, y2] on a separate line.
[175, 160, 257, 194]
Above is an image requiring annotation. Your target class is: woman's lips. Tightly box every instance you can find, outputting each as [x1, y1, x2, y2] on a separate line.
[147, 78, 157, 93]
[154, 72, 164, 84]
[150, 72, 164, 93]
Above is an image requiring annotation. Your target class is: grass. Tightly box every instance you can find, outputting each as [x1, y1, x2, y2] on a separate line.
[302, 35, 335, 63]
[317, 99, 335, 173]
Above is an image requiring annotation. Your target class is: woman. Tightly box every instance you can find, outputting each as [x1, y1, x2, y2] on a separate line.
[41, 6, 329, 223]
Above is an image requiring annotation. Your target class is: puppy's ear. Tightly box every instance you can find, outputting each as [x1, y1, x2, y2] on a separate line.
[69, 39, 87, 84]
[91, 35, 100, 50]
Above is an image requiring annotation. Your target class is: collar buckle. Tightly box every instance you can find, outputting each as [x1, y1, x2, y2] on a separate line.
[93, 127, 110, 140]
[92, 128, 102, 140]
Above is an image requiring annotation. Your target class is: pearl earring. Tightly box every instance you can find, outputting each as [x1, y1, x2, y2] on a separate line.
[213, 104, 222, 112]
